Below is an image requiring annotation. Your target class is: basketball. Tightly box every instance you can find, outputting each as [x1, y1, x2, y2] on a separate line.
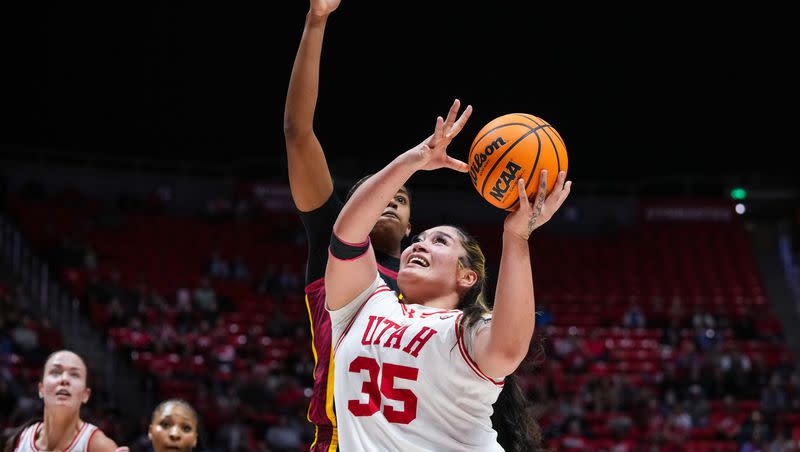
[468, 113, 568, 211]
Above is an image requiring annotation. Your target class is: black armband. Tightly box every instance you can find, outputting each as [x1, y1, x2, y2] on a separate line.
[329, 233, 371, 261]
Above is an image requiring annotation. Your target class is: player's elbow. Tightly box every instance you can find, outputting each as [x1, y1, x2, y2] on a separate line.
[283, 116, 312, 142]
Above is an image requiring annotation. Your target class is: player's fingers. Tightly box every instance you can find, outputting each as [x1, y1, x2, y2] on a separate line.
[433, 116, 445, 143]
[543, 171, 567, 206]
[447, 105, 472, 139]
[444, 99, 460, 129]
[553, 171, 567, 193]
[554, 181, 572, 209]
[534, 169, 547, 208]
[516, 178, 530, 210]
[446, 156, 469, 172]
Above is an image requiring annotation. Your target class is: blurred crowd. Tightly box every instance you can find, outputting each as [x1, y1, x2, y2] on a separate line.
[2, 183, 799, 451]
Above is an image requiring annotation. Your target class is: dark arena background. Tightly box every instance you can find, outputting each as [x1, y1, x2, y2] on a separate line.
[1, 2, 797, 451]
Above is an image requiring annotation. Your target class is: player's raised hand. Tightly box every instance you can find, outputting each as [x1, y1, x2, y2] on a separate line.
[310, 0, 341, 17]
[413, 99, 472, 173]
[504, 170, 572, 240]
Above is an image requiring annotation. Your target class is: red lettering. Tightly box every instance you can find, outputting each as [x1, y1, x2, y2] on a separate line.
[402, 326, 438, 357]
[373, 319, 400, 344]
[384, 325, 409, 349]
[361, 316, 384, 345]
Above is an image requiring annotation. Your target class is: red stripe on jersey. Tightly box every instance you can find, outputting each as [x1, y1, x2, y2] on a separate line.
[420, 309, 460, 318]
[455, 314, 505, 387]
[86, 428, 99, 451]
[377, 263, 398, 279]
[333, 286, 390, 354]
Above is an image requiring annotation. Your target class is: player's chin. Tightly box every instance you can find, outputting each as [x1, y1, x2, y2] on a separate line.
[372, 218, 402, 237]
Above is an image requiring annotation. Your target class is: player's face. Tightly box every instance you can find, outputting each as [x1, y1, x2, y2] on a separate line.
[38, 351, 90, 412]
[372, 189, 411, 243]
[148, 403, 198, 452]
[398, 226, 467, 304]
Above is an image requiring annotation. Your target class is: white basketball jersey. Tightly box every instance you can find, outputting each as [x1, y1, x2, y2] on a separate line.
[329, 274, 504, 452]
[15, 421, 99, 452]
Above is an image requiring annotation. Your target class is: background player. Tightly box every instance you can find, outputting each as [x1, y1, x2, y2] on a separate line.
[147, 399, 199, 452]
[3, 350, 129, 452]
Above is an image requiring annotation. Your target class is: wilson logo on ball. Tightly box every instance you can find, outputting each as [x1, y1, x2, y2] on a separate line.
[469, 136, 507, 185]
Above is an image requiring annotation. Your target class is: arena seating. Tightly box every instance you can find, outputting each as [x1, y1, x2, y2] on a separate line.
[6, 190, 799, 451]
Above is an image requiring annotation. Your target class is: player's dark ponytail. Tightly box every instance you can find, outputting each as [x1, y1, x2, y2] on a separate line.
[452, 226, 545, 452]
[4, 418, 41, 452]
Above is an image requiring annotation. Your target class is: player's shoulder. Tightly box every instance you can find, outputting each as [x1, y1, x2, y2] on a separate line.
[87, 428, 119, 452]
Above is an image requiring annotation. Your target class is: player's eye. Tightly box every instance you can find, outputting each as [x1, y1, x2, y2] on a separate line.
[411, 235, 422, 243]
[396, 196, 407, 205]
[160, 421, 171, 428]
[434, 236, 447, 244]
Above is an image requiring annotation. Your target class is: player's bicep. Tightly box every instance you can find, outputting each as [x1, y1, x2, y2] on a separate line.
[286, 134, 334, 212]
[324, 242, 378, 312]
[470, 321, 520, 379]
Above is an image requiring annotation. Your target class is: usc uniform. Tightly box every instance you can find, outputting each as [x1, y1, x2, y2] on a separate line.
[299, 196, 401, 451]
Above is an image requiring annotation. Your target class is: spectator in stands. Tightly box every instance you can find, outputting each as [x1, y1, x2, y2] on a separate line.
[254, 263, 279, 295]
[147, 399, 199, 452]
[767, 427, 793, 452]
[668, 296, 686, 326]
[663, 403, 692, 447]
[175, 287, 192, 312]
[583, 329, 608, 362]
[265, 415, 302, 452]
[192, 278, 217, 320]
[787, 372, 800, 411]
[739, 410, 771, 448]
[660, 317, 682, 348]
[691, 307, 716, 330]
[230, 255, 250, 281]
[214, 410, 251, 452]
[277, 263, 300, 292]
[713, 395, 742, 441]
[685, 384, 710, 428]
[207, 251, 230, 279]
[694, 324, 719, 352]
[761, 373, 788, 416]
[83, 246, 97, 271]
[622, 301, 646, 329]
[10, 314, 45, 365]
[107, 297, 127, 329]
[8, 384, 40, 426]
[559, 419, 590, 451]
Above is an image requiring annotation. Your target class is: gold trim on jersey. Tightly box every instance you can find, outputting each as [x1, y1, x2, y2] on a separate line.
[305, 294, 339, 452]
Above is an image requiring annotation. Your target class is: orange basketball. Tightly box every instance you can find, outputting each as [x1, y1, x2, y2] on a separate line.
[468, 113, 568, 211]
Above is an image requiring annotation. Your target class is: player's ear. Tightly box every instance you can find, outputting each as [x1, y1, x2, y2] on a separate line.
[405, 223, 412, 238]
[458, 267, 478, 291]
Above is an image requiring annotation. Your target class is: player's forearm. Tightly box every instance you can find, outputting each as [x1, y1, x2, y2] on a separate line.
[333, 151, 420, 243]
[283, 13, 328, 140]
[489, 231, 535, 363]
